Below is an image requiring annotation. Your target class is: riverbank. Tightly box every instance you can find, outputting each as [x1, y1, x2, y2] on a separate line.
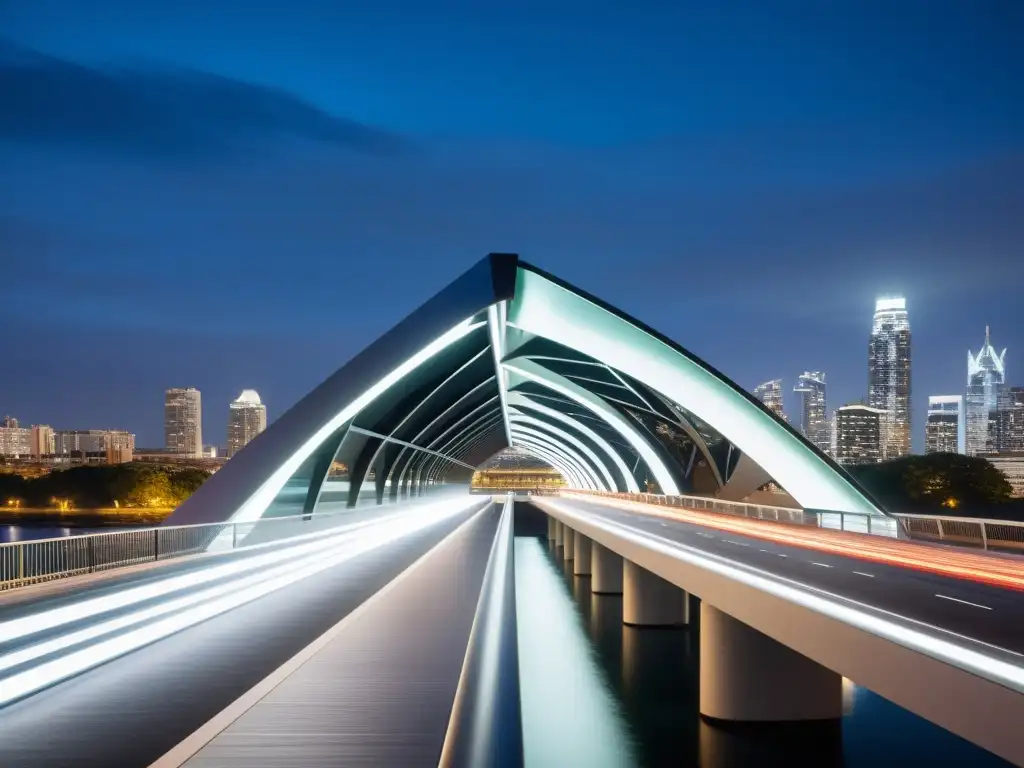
[0, 507, 173, 528]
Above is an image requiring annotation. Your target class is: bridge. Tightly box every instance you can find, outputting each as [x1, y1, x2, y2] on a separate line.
[1, 253, 1022, 767]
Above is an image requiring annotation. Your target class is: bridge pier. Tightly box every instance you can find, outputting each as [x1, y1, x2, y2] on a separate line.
[562, 526, 576, 561]
[573, 534, 592, 575]
[547, 516, 557, 542]
[699, 603, 842, 722]
[591, 543, 623, 594]
[554, 520, 564, 548]
[623, 560, 688, 627]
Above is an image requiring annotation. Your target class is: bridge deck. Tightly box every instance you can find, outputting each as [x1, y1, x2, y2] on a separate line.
[0, 502, 493, 768]
[166, 504, 498, 767]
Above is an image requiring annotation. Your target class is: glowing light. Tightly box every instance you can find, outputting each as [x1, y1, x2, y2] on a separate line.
[509, 412, 617, 491]
[508, 269, 882, 516]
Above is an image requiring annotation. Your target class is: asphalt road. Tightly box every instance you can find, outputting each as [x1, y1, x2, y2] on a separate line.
[0, 500, 489, 768]
[552, 497, 1024, 657]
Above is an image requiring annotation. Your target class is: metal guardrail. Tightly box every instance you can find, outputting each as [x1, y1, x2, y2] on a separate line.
[565, 490, 1024, 553]
[0, 508, 358, 592]
[894, 513, 1024, 553]
[440, 495, 523, 768]
[564, 490, 902, 539]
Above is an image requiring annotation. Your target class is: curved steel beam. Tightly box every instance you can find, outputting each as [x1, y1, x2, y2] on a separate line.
[511, 436, 587, 490]
[507, 391, 639, 492]
[510, 426, 601, 491]
[509, 420, 609, 491]
[505, 357, 680, 495]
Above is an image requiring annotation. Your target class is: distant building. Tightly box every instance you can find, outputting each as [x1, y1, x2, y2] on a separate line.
[0, 417, 32, 457]
[753, 379, 786, 421]
[54, 429, 135, 457]
[165, 388, 203, 457]
[925, 396, 965, 455]
[794, 372, 830, 454]
[992, 386, 1024, 454]
[834, 404, 886, 466]
[965, 327, 1005, 455]
[30, 425, 55, 458]
[982, 452, 1024, 498]
[106, 443, 133, 464]
[227, 390, 267, 457]
[868, 297, 911, 459]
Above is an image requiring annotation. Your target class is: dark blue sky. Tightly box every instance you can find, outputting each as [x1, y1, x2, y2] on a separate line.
[1, 0, 1022, 449]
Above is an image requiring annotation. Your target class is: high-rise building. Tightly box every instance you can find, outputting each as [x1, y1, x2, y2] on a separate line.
[753, 379, 786, 421]
[227, 389, 267, 457]
[924, 396, 965, 454]
[165, 388, 203, 458]
[834, 404, 886, 466]
[794, 372, 829, 454]
[965, 327, 1005, 456]
[30, 425, 55, 458]
[0, 416, 31, 457]
[868, 297, 911, 459]
[993, 387, 1024, 453]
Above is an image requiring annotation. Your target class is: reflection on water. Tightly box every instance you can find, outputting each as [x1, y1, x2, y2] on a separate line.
[0, 525, 95, 543]
[516, 534, 1010, 768]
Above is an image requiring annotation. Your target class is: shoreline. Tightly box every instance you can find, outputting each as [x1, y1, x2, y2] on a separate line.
[0, 508, 173, 528]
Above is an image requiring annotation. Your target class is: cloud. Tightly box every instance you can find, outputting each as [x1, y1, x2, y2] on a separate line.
[0, 40, 409, 158]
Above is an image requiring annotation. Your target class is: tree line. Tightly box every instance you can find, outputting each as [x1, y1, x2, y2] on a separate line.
[0, 464, 211, 509]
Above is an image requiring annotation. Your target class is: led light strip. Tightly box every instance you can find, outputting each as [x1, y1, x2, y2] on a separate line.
[539, 499, 1024, 692]
[0, 498, 477, 645]
[0, 498, 487, 707]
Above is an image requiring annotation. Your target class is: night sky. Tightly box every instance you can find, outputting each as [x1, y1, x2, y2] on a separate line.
[2, 1, 1022, 450]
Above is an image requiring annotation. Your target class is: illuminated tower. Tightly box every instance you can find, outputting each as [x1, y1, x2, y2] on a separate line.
[794, 372, 829, 455]
[228, 389, 268, 457]
[753, 379, 786, 421]
[867, 297, 911, 459]
[965, 327, 1006, 455]
[165, 387, 203, 458]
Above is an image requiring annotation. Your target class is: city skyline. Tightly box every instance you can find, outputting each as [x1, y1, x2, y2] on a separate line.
[0, 2, 1020, 451]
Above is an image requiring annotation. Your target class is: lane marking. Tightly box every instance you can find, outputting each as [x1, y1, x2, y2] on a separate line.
[724, 540, 751, 547]
[660, 522, 668, 527]
[759, 549, 768, 553]
[810, 562, 832, 568]
[935, 594, 992, 611]
[853, 571, 876, 578]
[776, 553, 787, 558]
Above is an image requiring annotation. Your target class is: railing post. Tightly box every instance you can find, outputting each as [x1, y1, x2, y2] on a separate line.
[18, 544, 25, 581]
[232, 524, 238, 549]
[153, 528, 160, 561]
[87, 536, 95, 573]
[936, 519, 945, 540]
[980, 523, 988, 551]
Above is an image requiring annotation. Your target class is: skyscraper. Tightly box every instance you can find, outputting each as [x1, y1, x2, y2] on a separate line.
[965, 327, 1005, 455]
[794, 372, 829, 454]
[165, 388, 203, 457]
[925, 396, 965, 454]
[753, 379, 785, 421]
[228, 389, 267, 457]
[993, 386, 1024, 453]
[834, 404, 885, 466]
[868, 297, 911, 459]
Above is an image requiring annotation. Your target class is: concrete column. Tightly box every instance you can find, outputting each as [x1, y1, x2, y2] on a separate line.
[554, 520, 564, 547]
[591, 543, 623, 594]
[562, 526, 575, 561]
[623, 560, 688, 627]
[547, 516, 556, 542]
[699, 603, 842, 722]
[573, 534, 592, 575]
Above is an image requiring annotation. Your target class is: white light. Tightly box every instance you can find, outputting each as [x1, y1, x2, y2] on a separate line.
[539, 499, 1024, 693]
[509, 412, 617, 491]
[510, 423, 605, 491]
[0, 497, 486, 706]
[228, 319, 485, 525]
[508, 270, 881, 515]
[508, 392, 640, 493]
[506, 358, 680, 495]
[875, 297, 906, 312]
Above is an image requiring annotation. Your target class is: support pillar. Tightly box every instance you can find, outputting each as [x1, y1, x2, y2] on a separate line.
[591, 543, 623, 594]
[699, 603, 842, 722]
[547, 516, 556, 542]
[623, 560, 688, 627]
[573, 534, 591, 576]
[562, 526, 575, 561]
[554, 520, 564, 547]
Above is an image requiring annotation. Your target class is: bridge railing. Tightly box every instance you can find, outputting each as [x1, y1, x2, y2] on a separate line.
[559, 490, 1024, 552]
[0, 508, 358, 592]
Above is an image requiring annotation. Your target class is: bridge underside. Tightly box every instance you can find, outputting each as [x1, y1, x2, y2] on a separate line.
[168, 254, 886, 528]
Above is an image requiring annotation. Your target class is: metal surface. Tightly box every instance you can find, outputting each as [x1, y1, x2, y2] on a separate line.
[0, 507, 378, 592]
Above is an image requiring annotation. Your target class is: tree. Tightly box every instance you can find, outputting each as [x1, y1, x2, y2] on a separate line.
[849, 454, 1012, 513]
